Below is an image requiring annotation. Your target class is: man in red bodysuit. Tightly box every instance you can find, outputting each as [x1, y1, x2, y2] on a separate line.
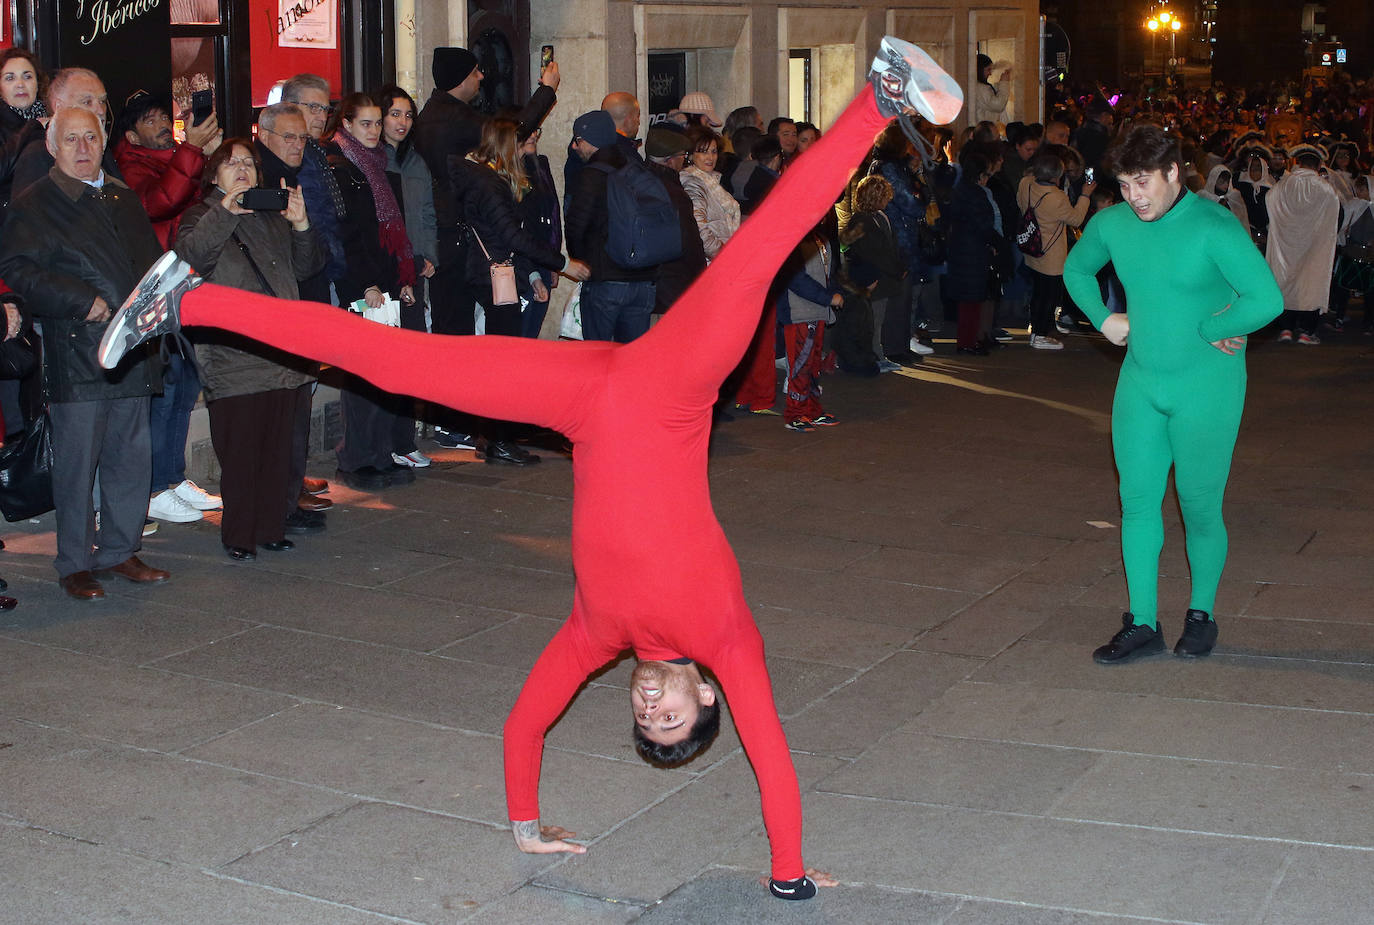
[99, 38, 962, 900]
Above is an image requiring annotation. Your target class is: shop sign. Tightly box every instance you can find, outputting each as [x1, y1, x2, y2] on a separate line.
[58, 0, 172, 124]
[276, 0, 336, 50]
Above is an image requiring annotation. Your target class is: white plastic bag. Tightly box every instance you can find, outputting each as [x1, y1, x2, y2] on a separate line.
[559, 283, 583, 340]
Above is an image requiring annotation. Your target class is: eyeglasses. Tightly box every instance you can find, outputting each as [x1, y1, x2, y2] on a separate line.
[288, 99, 334, 115]
[261, 127, 306, 144]
[222, 156, 256, 168]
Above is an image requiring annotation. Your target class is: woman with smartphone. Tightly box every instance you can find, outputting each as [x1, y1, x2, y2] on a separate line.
[324, 93, 420, 490]
[173, 140, 324, 560]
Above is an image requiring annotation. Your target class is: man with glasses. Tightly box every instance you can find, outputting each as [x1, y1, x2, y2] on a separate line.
[260, 91, 337, 534]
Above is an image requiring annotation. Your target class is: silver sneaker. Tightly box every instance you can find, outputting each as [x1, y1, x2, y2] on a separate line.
[99, 250, 202, 369]
[869, 36, 964, 125]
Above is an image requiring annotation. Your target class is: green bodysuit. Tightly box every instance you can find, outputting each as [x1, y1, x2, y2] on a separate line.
[1064, 192, 1282, 627]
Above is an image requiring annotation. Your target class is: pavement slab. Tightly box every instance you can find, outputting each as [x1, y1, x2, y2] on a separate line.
[5, 322, 1373, 921]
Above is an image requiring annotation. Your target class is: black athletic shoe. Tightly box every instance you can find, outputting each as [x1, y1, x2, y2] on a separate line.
[769, 876, 818, 901]
[99, 250, 202, 369]
[1174, 609, 1218, 657]
[1092, 613, 1166, 665]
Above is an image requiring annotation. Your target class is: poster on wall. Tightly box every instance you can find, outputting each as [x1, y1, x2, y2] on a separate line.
[278, 0, 337, 50]
[58, 0, 173, 126]
[647, 52, 686, 123]
[251, 0, 342, 106]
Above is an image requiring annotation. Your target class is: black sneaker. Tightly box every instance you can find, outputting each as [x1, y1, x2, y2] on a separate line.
[1092, 613, 1166, 665]
[99, 250, 202, 369]
[284, 509, 326, 535]
[868, 36, 964, 125]
[432, 428, 477, 450]
[1174, 609, 1218, 657]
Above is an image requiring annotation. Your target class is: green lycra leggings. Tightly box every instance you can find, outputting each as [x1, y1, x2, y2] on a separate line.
[1111, 361, 1246, 627]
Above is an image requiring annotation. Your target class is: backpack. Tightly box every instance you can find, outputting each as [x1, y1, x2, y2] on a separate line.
[589, 158, 683, 269]
[1015, 190, 1052, 257]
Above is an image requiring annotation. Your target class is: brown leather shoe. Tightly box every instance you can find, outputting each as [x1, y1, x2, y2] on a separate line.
[95, 556, 170, 585]
[60, 571, 105, 601]
[302, 477, 330, 495]
[297, 489, 333, 512]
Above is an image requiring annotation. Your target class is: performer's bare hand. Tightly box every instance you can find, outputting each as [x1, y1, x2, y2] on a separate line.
[1211, 334, 1246, 355]
[512, 819, 587, 855]
[1100, 312, 1129, 346]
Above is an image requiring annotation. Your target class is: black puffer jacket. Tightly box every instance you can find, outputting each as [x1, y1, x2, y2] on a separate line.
[450, 155, 566, 304]
[0, 169, 161, 401]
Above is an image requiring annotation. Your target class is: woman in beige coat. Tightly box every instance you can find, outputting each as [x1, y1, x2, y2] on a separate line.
[679, 125, 741, 261]
[1017, 149, 1095, 349]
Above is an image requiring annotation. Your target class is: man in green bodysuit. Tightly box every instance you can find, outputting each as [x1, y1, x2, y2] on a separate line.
[1064, 125, 1282, 664]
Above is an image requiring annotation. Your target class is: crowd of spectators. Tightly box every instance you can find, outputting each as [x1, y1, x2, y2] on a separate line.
[0, 40, 1369, 607]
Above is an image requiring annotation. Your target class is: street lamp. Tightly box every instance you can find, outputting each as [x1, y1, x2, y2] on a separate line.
[1145, 10, 1183, 80]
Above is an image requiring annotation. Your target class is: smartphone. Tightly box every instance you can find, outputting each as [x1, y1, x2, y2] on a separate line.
[1084, 167, 1095, 183]
[240, 188, 289, 211]
[191, 89, 214, 126]
[540, 45, 554, 70]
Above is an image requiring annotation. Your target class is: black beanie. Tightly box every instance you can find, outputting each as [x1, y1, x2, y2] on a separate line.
[433, 47, 478, 91]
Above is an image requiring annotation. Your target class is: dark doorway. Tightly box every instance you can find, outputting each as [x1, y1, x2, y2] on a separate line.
[468, 0, 531, 116]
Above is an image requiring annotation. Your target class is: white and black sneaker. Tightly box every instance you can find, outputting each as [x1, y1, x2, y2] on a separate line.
[99, 250, 202, 370]
[868, 36, 964, 126]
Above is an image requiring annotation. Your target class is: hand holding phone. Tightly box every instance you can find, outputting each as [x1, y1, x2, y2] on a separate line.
[240, 188, 290, 211]
[191, 89, 214, 127]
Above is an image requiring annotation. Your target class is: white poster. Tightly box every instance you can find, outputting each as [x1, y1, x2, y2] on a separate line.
[277, 0, 337, 50]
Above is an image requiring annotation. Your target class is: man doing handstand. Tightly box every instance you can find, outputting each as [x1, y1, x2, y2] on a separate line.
[100, 37, 964, 900]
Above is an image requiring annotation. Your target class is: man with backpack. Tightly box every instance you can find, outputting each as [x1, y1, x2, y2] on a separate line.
[565, 109, 681, 343]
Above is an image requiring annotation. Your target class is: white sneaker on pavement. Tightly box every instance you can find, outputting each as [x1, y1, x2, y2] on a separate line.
[172, 479, 222, 510]
[908, 337, 934, 356]
[148, 488, 203, 523]
[392, 450, 432, 468]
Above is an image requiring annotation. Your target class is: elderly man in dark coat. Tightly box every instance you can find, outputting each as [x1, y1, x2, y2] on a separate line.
[0, 107, 171, 600]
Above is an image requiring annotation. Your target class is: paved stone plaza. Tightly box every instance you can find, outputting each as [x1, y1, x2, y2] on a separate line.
[3, 325, 1373, 924]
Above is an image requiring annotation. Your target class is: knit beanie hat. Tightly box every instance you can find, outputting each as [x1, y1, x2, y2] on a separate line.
[433, 47, 478, 91]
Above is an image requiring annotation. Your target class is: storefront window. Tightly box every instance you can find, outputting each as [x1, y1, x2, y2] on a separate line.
[171, 0, 222, 25]
[171, 36, 218, 131]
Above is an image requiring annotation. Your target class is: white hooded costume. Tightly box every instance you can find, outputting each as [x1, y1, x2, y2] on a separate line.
[1264, 165, 1340, 313]
[1200, 164, 1250, 229]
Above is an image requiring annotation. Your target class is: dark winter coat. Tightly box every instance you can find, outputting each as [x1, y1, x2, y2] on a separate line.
[0, 169, 161, 401]
[646, 159, 707, 312]
[174, 195, 325, 400]
[450, 155, 566, 305]
[414, 86, 556, 232]
[324, 143, 397, 306]
[564, 143, 657, 282]
[942, 178, 1003, 303]
[0, 105, 43, 212]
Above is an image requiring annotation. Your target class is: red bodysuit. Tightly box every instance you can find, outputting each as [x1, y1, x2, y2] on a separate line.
[176, 91, 890, 880]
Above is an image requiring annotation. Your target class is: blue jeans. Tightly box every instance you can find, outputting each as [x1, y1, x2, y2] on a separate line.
[580, 280, 655, 343]
[149, 351, 200, 491]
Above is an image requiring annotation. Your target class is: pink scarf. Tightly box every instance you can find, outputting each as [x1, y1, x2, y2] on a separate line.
[333, 127, 416, 287]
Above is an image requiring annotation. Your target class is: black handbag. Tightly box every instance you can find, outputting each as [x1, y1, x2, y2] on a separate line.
[0, 329, 39, 381]
[0, 409, 55, 522]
